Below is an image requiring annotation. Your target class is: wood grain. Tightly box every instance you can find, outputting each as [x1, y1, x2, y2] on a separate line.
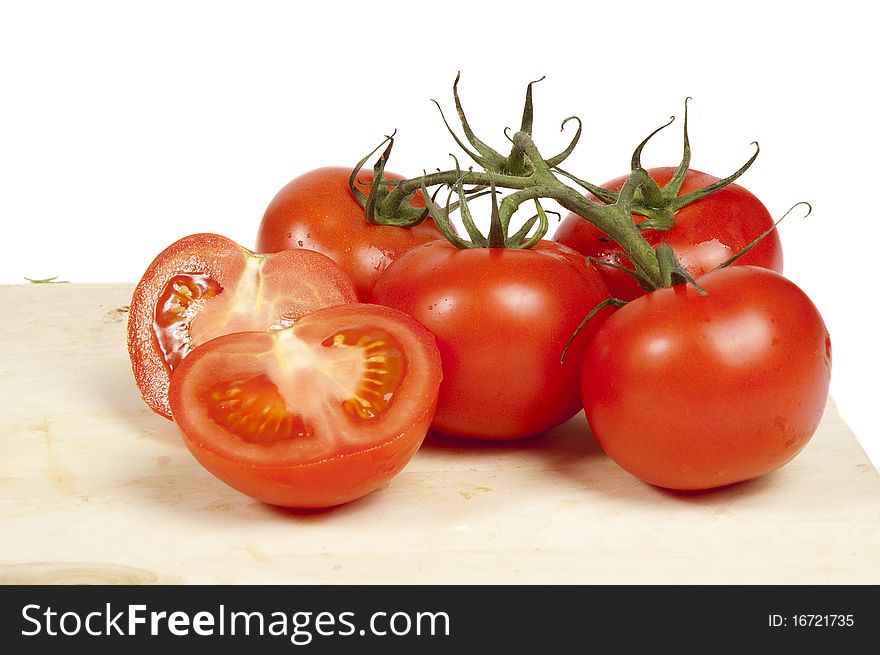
[1, 284, 878, 584]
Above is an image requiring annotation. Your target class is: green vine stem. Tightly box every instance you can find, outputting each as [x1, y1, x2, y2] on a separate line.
[357, 129, 665, 284]
[351, 79, 769, 290]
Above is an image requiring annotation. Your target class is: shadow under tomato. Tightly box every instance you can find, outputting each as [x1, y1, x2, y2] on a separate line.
[646, 472, 779, 503]
[261, 488, 390, 521]
[417, 412, 613, 497]
[420, 412, 604, 456]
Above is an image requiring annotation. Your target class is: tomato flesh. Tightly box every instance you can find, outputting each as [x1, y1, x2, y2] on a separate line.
[168, 304, 442, 508]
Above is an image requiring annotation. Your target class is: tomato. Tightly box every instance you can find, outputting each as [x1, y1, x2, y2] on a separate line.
[581, 266, 831, 490]
[370, 239, 611, 439]
[128, 233, 358, 419]
[554, 168, 783, 300]
[167, 304, 442, 508]
[256, 167, 447, 300]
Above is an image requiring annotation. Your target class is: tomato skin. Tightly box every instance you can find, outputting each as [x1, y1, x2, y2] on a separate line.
[128, 233, 357, 419]
[168, 304, 442, 508]
[256, 167, 447, 300]
[182, 418, 432, 508]
[370, 240, 611, 439]
[581, 266, 831, 490]
[554, 168, 783, 300]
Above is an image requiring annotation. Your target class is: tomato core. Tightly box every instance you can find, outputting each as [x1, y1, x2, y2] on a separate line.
[153, 273, 223, 374]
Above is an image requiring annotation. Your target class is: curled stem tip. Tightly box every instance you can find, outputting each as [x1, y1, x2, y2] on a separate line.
[561, 297, 627, 364]
[431, 98, 484, 165]
[350, 132, 398, 210]
[716, 201, 810, 270]
[631, 115, 676, 171]
[546, 116, 583, 168]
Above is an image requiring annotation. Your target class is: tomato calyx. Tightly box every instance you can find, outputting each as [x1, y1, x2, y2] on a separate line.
[422, 176, 554, 250]
[557, 98, 760, 232]
[563, 201, 811, 364]
[348, 132, 433, 228]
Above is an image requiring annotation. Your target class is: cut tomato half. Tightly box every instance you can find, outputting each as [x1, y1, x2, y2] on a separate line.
[168, 304, 442, 508]
[127, 233, 358, 419]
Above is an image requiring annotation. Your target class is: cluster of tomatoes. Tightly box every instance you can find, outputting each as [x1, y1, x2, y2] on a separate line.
[127, 81, 831, 508]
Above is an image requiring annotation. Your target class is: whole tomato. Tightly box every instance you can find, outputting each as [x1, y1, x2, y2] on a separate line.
[554, 168, 783, 300]
[256, 167, 447, 299]
[370, 239, 611, 439]
[581, 266, 831, 490]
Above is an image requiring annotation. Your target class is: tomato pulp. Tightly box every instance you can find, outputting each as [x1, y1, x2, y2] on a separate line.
[371, 239, 611, 439]
[555, 168, 783, 300]
[581, 266, 831, 490]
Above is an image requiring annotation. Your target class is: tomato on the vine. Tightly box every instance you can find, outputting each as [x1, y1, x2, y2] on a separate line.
[256, 167, 447, 299]
[555, 168, 783, 300]
[371, 239, 611, 440]
[128, 233, 357, 419]
[168, 304, 442, 508]
[581, 266, 830, 490]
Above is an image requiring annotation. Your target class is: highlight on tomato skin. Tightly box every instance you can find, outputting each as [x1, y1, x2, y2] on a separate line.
[127, 233, 358, 420]
[580, 266, 831, 491]
[167, 303, 443, 509]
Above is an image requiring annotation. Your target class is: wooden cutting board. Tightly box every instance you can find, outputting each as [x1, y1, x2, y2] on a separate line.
[1, 284, 878, 584]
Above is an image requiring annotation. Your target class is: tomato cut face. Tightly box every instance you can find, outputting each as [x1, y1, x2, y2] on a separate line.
[127, 233, 358, 419]
[168, 304, 442, 508]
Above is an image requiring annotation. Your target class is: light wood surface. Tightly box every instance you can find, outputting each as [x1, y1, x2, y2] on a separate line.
[1, 284, 878, 584]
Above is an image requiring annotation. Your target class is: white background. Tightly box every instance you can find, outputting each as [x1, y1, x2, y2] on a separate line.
[2, 1, 877, 469]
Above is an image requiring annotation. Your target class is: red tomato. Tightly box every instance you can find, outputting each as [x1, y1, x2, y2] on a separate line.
[128, 233, 357, 419]
[554, 168, 783, 300]
[581, 266, 831, 490]
[370, 239, 611, 439]
[256, 167, 447, 300]
[168, 304, 442, 508]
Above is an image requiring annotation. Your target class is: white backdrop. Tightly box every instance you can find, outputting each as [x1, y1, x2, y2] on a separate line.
[2, 1, 877, 468]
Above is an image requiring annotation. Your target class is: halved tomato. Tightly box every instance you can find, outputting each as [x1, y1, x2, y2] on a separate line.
[168, 304, 442, 508]
[127, 233, 358, 419]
